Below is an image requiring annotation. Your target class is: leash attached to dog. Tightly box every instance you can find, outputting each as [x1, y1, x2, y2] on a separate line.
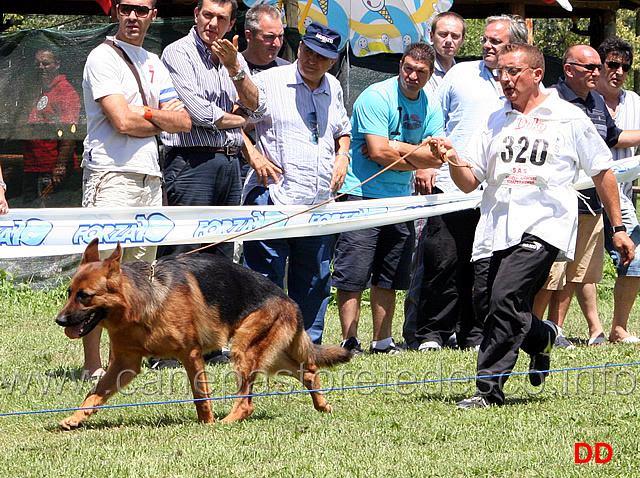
[186, 139, 458, 255]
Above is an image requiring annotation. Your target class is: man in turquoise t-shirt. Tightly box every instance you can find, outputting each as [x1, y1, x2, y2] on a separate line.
[333, 42, 445, 355]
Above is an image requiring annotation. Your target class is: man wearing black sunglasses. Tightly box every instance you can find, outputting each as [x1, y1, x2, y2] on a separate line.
[80, 0, 192, 378]
[534, 43, 640, 350]
[596, 37, 640, 345]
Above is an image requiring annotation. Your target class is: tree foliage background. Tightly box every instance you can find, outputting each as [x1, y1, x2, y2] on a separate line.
[3, 8, 640, 91]
[3, 14, 110, 31]
[457, 9, 640, 92]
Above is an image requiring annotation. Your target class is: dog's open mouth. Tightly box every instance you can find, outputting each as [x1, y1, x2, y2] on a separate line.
[63, 309, 106, 339]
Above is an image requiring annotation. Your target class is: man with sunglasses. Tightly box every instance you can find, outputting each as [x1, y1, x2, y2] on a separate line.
[81, 0, 192, 378]
[406, 15, 527, 354]
[534, 44, 640, 349]
[595, 37, 640, 344]
[239, 22, 350, 345]
[436, 43, 633, 408]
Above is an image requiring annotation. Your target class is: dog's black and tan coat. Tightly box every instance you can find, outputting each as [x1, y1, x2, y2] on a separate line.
[56, 239, 350, 430]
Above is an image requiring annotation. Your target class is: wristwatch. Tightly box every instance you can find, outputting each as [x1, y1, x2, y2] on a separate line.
[0, 180, 6, 192]
[613, 225, 626, 234]
[230, 69, 246, 81]
[336, 151, 351, 162]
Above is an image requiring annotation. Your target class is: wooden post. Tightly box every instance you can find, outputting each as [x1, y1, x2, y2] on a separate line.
[282, 0, 298, 62]
[510, 2, 526, 18]
[635, 9, 640, 93]
[602, 9, 616, 39]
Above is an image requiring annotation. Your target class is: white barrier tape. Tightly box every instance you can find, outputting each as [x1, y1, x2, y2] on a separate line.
[0, 193, 481, 258]
[0, 155, 638, 259]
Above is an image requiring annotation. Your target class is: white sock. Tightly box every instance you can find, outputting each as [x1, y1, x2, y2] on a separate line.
[372, 337, 393, 350]
[556, 326, 564, 337]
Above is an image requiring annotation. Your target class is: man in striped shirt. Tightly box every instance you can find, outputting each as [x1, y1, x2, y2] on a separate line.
[160, 0, 264, 258]
[239, 22, 351, 344]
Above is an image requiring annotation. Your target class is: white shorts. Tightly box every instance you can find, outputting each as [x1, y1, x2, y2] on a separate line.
[82, 169, 162, 263]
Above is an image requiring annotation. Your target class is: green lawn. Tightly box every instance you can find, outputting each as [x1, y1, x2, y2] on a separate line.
[0, 263, 640, 477]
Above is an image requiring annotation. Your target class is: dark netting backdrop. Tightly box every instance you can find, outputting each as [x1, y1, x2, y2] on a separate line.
[0, 18, 195, 209]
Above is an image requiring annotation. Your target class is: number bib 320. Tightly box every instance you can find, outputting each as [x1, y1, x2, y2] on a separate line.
[492, 115, 558, 188]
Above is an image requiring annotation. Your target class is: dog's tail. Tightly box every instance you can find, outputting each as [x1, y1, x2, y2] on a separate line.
[312, 344, 351, 367]
[289, 327, 351, 368]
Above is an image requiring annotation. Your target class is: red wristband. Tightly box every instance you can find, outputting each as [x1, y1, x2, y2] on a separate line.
[143, 106, 153, 120]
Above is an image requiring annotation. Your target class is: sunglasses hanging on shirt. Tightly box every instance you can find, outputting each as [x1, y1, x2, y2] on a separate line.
[390, 107, 403, 137]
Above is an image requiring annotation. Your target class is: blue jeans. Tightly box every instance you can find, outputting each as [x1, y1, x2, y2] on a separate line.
[243, 187, 336, 344]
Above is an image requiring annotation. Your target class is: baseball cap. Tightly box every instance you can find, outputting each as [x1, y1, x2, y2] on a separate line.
[302, 22, 341, 59]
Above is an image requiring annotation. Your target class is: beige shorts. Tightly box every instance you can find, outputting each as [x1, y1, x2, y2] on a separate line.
[82, 169, 162, 264]
[543, 213, 604, 290]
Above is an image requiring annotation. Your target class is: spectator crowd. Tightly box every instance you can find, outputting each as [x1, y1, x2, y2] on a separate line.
[6, 0, 640, 408]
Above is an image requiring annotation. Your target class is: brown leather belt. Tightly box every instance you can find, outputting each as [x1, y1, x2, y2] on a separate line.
[180, 146, 241, 156]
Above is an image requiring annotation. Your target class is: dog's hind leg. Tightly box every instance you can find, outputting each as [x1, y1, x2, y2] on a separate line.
[221, 305, 300, 423]
[270, 356, 333, 414]
[59, 353, 142, 430]
[178, 348, 214, 424]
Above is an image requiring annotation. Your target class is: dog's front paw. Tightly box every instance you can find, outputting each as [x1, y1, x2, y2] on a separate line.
[59, 414, 84, 431]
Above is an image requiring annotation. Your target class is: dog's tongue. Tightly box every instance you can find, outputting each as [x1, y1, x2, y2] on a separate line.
[64, 324, 84, 339]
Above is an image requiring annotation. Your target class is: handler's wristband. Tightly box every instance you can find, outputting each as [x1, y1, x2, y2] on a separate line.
[143, 106, 153, 121]
[0, 180, 6, 192]
[613, 225, 626, 234]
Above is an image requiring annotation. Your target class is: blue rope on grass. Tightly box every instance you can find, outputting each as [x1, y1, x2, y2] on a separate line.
[1, 361, 639, 418]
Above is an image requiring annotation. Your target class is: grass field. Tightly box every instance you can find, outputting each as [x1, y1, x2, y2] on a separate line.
[1, 261, 640, 477]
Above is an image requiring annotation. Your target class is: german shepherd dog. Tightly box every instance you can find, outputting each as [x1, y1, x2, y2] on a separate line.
[55, 239, 350, 430]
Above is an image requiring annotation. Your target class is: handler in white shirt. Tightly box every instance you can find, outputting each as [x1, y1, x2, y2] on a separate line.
[435, 43, 634, 409]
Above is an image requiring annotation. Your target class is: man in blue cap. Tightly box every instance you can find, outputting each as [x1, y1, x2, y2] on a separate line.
[239, 22, 351, 344]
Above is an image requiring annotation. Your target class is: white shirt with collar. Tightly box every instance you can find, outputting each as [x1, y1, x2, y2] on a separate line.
[464, 93, 613, 262]
[436, 60, 505, 193]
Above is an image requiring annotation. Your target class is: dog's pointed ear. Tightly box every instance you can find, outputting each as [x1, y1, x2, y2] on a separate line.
[81, 238, 101, 264]
[104, 242, 123, 280]
[104, 241, 122, 264]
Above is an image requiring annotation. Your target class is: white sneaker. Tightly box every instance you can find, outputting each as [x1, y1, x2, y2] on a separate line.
[620, 336, 640, 344]
[588, 335, 606, 346]
[418, 341, 442, 351]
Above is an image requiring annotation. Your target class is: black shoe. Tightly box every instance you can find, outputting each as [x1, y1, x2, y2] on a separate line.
[148, 357, 182, 370]
[204, 348, 230, 365]
[369, 340, 404, 355]
[529, 320, 558, 386]
[444, 333, 458, 349]
[456, 393, 490, 409]
[341, 337, 363, 356]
